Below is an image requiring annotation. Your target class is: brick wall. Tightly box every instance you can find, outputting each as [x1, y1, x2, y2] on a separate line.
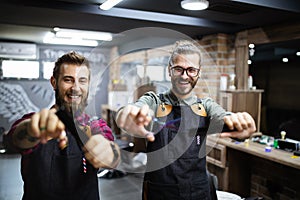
[110, 33, 238, 103]
[195, 33, 236, 102]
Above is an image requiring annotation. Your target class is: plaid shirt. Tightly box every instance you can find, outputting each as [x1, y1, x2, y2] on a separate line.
[7, 111, 114, 180]
[7, 111, 114, 155]
[75, 112, 114, 141]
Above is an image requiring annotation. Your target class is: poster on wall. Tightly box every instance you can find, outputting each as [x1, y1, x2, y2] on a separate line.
[0, 81, 55, 131]
[0, 45, 111, 132]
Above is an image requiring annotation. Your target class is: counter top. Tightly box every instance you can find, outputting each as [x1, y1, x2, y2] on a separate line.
[220, 89, 264, 93]
[207, 135, 300, 170]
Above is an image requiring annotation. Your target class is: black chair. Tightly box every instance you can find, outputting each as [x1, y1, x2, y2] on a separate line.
[207, 170, 264, 200]
[207, 170, 218, 200]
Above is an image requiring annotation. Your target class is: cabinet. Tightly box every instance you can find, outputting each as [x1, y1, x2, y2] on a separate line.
[219, 90, 263, 133]
[206, 135, 300, 198]
[206, 139, 229, 191]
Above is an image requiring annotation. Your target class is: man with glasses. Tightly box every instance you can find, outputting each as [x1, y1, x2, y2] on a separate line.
[116, 40, 256, 200]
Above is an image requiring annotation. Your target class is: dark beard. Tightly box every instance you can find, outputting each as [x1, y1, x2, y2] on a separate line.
[54, 89, 87, 115]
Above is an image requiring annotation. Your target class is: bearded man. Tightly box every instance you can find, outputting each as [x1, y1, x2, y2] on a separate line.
[7, 51, 120, 200]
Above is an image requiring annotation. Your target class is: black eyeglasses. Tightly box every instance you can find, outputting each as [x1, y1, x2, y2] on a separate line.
[170, 66, 200, 77]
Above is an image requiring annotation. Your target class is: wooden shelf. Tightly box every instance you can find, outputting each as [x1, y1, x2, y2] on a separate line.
[219, 90, 263, 132]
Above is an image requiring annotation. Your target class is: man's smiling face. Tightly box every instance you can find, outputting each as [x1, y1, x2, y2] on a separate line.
[169, 53, 200, 99]
[52, 64, 90, 113]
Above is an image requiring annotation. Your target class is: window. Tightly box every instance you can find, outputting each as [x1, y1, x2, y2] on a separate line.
[137, 65, 166, 81]
[2, 60, 39, 79]
[43, 61, 55, 79]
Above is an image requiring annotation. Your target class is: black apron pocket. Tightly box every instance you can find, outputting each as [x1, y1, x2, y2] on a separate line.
[144, 181, 183, 200]
[49, 154, 83, 194]
[190, 178, 211, 200]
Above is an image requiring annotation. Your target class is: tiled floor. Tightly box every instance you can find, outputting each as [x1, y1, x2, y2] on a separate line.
[99, 172, 143, 200]
[0, 154, 144, 200]
[0, 154, 23, 200]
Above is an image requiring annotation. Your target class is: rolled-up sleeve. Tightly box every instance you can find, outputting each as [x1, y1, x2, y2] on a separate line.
[202, 98, 227, 135]
[90, 119, 114, 141]
[6, 112, 38, 154]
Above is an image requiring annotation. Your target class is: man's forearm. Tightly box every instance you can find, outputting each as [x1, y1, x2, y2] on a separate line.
[12, 119, 40, 149]
[109, 141, 121, 169]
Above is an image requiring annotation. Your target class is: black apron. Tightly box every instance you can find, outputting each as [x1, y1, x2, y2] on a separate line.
[143, 100, 212, 200]
[21, 111, 99, 200]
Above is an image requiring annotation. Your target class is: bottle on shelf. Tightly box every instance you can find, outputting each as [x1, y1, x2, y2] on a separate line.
[248, 75, 253, 90]
[228, 74, 236, 90]
[220, 74, 228, 91]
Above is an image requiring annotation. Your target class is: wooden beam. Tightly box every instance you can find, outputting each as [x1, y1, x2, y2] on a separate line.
[248, 22, 300, 45]
[231, 0, 300, 13]
[235, 31, 249, 90]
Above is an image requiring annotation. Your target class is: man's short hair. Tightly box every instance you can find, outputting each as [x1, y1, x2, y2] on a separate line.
[168, 40, 202, 67]
[53, 51, 90, 80]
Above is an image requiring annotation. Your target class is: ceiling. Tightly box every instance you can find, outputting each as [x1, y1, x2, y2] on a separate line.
[0, 0, 300, 55]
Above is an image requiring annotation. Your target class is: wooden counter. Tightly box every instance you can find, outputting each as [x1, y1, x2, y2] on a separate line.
[206, 135, 300, 199]
[207, 135, 300, 170]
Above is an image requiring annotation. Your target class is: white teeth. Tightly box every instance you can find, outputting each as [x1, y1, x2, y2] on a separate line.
[179, 81, 189, 84]
[68, 95, 80, 99]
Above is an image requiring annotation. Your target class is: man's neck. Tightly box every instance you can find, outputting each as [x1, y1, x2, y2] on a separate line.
[170, 90, 193, 101]
[53, 104, 73, 117]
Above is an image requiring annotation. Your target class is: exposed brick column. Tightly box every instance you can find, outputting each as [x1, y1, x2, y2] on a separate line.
[195, 33, 235, 102]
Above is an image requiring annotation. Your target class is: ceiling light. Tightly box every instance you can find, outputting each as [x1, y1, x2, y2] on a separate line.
[43, 32, 98, 47]
[249, 48, 255, 57]
[248, 43, 255, 49]
[54, 28, 112, 41]
[99, 0, 123, 10]
[282, 57, 288, 63]
[43, 28, 114, 47]
[181, 0, 209, 11]
[53, 27, 60, 32]
[296, 51, 300, 56]
[0, 149, 6, 154]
